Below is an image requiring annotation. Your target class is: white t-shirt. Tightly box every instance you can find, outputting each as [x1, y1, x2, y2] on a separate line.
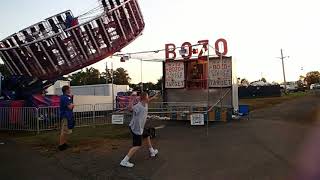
[129, 102, 148, 135]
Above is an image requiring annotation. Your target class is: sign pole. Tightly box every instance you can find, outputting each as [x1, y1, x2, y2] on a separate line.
[220, 52, 223, 121]
[111, 62, 114, 110]
[106, 62, 108, 84]
[206, 45, 210, 136]
[141, 58, 143, 92]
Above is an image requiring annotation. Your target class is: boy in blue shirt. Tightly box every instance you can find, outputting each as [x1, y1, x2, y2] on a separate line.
[58, 85, 75, 151]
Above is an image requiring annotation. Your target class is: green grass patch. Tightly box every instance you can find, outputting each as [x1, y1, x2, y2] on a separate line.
[285, 91, 309, 97]
[3, 125, 130, 155]
[240, 91, 310, 111]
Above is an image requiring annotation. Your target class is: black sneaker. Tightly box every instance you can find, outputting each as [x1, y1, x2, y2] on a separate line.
[58, 144, 68, 151]
[65, 144, 71, 148]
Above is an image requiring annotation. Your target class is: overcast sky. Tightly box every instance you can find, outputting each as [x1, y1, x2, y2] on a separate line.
[0, 0, 319, 83]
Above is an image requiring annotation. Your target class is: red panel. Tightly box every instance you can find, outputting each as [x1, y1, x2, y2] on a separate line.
[9, 100, 25, 124]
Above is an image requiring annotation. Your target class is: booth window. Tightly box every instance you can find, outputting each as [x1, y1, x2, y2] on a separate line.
[186, 60, 208, 89]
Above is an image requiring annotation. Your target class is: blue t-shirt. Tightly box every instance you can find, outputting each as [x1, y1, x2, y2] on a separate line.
[60, 94, 74, 129]
[65, 14, 73, 29]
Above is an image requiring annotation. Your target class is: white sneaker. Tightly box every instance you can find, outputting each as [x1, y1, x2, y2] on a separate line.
[150, 149, 159, 157]
[120, 160, 134, 168]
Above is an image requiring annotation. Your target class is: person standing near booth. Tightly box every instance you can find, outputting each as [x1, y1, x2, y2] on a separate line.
[58, 85, 75, 151]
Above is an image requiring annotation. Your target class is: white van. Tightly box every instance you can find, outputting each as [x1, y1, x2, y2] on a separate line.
[310, 83, 320, 90]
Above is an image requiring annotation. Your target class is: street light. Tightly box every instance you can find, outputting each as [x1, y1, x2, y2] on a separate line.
[140, 58, 143, 92]
[105, 61, 115, 110]
[120, 55, 143, 92]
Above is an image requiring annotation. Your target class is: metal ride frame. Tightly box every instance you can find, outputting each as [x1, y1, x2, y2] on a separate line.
[0, 102, 219, 133]
[0, 0, 145, 81]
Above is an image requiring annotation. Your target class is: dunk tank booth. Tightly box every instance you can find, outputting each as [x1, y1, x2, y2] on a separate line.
[163, 39, 238, 122]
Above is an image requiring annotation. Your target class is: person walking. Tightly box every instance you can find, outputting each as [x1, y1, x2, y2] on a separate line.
[58, 85, 75, 151]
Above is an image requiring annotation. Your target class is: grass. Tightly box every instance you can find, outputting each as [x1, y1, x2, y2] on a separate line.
[2, 125, 130, 156]
[1, 96, 165, 155]
[239, 91, 310, 111]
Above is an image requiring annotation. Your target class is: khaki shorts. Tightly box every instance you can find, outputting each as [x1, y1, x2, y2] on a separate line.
[61, 118, 73, 135]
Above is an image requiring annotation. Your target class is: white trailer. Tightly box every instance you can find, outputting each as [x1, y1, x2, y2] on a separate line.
[47, 82, 129, 97]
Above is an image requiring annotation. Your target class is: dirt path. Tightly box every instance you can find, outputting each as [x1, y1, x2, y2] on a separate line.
[1, 95, 319, 180]
[0, 140, 77, 180]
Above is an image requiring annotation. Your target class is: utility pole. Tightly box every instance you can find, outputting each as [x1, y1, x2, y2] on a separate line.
[0, 72, 2, 97]
[140, 58, 143, 92]
[111, 62, 114, 110]
[279, 49, 290, 94]
[106, 62, 108, 84]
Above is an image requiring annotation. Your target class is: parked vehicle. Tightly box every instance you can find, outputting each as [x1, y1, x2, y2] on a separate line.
[311, 83, 320, 90]
[310, 83, 320, 90]
[280, 82, 300, 92]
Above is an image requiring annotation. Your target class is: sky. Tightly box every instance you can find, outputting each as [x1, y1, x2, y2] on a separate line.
[0, 0, 319, 84]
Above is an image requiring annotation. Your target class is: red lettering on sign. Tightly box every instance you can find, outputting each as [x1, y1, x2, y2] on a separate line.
[198, 40, 209, 59]
[165, 43, 176, 60]
[215, 38, 228, 56]
[165, 39, 228, 60]
[181, 42, 192, 60]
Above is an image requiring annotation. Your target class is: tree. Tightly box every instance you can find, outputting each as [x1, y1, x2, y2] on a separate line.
[154, 77, 163, 90]
[143, 82, 156, 91]
[299, 75, 305, 81]
[68, 67, 131, 86]
[101, 69, 112, 84]
[305, 71, 320, 86]
[297, 80, 305, 88]
[0, 63, 11, 77]
[261, 77, 267, 83]
[129, 83, 140, 91]
[113, 68, 131, 85]
[240, 78, 249, 86]
[69, 67, 106, 86]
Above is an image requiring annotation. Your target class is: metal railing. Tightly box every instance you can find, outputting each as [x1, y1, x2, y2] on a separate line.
[0, 104, 114, 133]
[0, 101, 234, 133]
[0, 107, 38, 131]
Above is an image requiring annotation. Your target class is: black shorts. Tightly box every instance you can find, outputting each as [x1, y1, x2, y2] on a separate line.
[130, 128, 150, 147]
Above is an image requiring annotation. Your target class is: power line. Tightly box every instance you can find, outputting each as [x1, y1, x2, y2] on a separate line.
[114, 43, 202, 57]
[77, 5, 104, 18]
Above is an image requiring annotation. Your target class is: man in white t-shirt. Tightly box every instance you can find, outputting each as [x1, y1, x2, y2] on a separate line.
[120, 92, 159, 168]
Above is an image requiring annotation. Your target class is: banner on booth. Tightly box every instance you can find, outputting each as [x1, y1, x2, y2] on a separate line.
[190, 113, 205, 126]
[112, 115, 124, 125]
[165, 61, 185, 88]
[208, 57, 232, 87]
[116, 96, 140, 110]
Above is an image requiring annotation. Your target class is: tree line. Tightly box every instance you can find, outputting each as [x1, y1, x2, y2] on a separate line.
[67, 67, 131, 86]
[0, 64, 163, 90]
[239, 71, 320, 87]
[1, 63, 319, 88]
